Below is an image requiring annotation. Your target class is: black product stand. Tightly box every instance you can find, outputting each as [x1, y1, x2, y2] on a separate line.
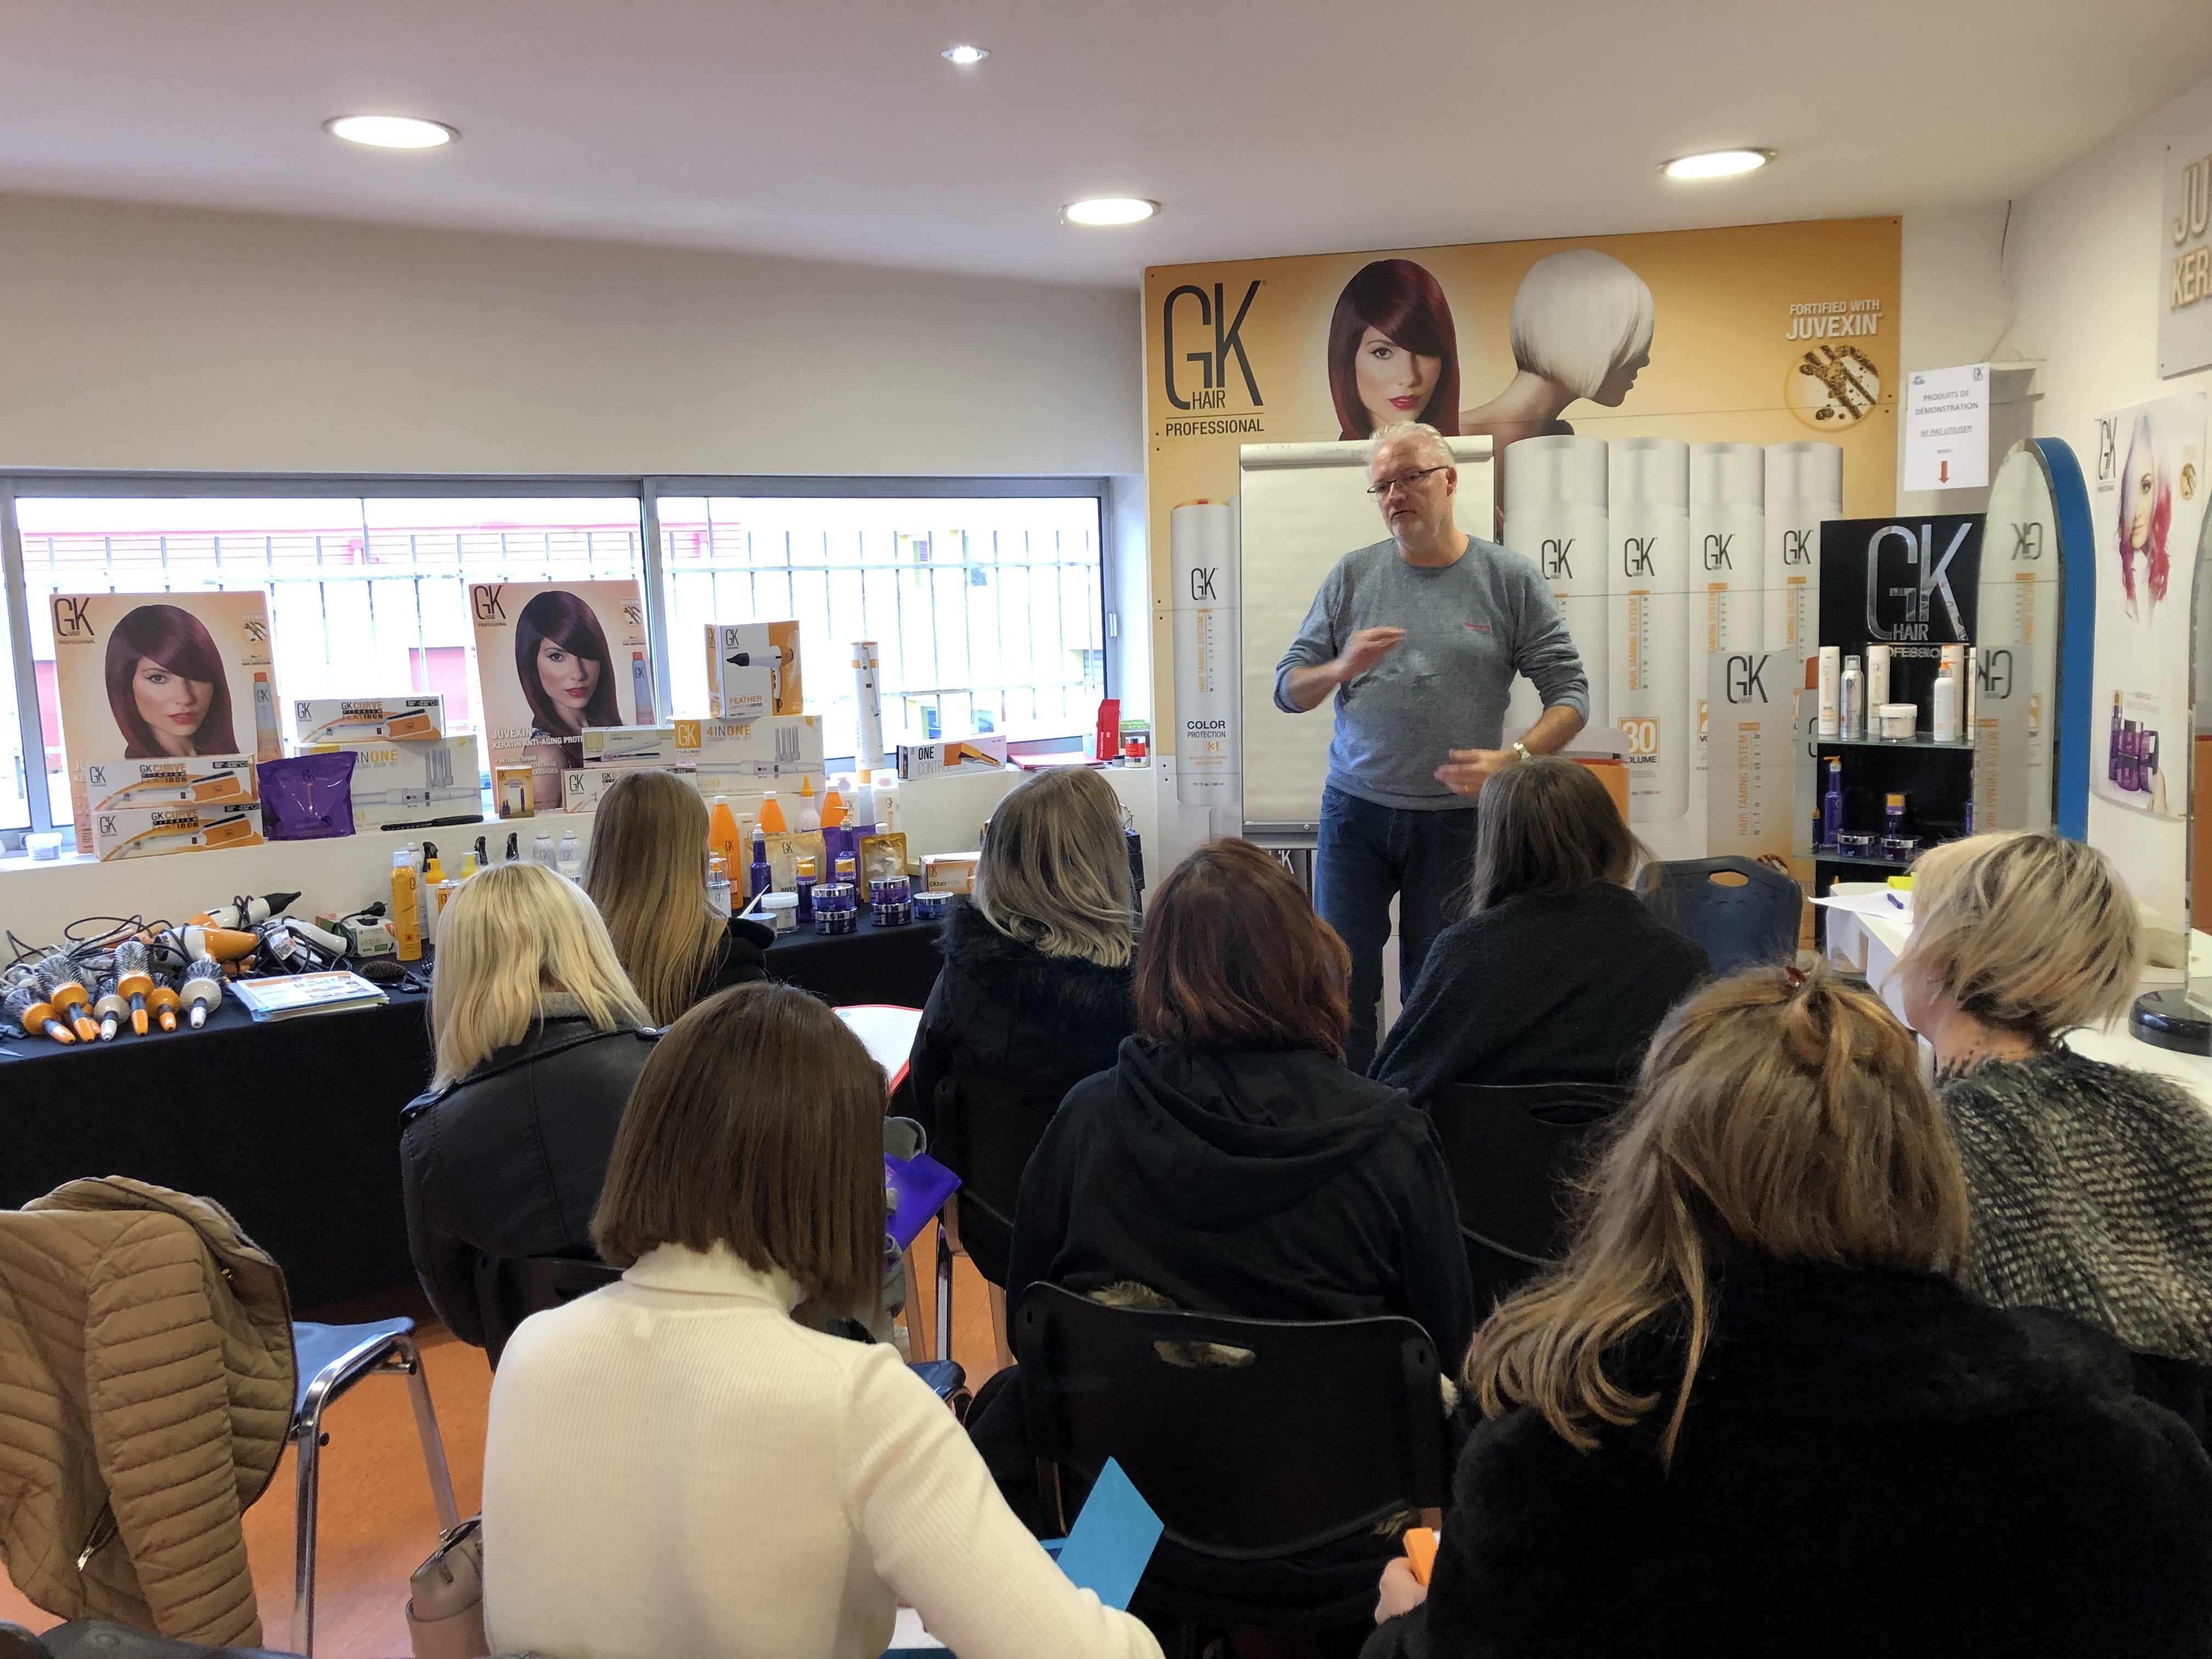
[1808, 732, 1976, 949]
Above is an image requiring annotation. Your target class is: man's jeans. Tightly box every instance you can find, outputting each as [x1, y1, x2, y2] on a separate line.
[1315, 785, 1479, 1074]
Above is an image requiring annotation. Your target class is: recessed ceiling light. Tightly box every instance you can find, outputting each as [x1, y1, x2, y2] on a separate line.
[1063, 198, 1159, 227]
[324, 115, 459, 150]
[941, 44, 989, 65]
[1662, 148, 1771, 181]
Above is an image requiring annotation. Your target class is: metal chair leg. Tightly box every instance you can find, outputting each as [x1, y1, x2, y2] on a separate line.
[291, 1410, 323, 1656]
[391, 1333, 462, 1532]
[934, 1214, 953, 1363]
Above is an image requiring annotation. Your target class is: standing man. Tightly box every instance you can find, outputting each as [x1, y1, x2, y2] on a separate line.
[1275, 422, 1588, 1071]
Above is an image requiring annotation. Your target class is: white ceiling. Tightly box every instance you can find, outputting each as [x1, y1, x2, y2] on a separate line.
[1, 0, 2206, 287]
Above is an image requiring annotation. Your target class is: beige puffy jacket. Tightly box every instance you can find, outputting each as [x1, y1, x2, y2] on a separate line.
[0, 1177, 296, 1645]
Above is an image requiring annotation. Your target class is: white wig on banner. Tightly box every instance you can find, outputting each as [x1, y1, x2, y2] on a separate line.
[1508, 249, 1656, 403]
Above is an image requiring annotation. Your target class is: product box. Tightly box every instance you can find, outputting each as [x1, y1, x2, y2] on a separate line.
[294, 696, 445, 745]
[469, 580, 651, 808]
[90, 802, 264, 861]
[897, 736, 1010, 781]
[758, 828, 828, 892]
[308, 735, 481, 830]
[580, 725, 680, 767]
[672, 714, 825, 777]
[562, 763, 696, 814]
[75, 754, 260, 816]
[704, 622, 804, 721]
[921, 852, 981, 894]
[49, 589, 281, 851]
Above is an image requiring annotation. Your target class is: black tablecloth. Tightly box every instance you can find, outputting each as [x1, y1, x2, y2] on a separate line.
[0, 912, 944, 1311]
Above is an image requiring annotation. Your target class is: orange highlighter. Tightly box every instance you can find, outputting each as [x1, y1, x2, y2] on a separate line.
[1402, 1526, 1439, 1587]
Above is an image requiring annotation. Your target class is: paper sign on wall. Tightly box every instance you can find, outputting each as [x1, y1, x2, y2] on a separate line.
[1903, 364, 1990, 492]
[2162, 140, 2212, 379]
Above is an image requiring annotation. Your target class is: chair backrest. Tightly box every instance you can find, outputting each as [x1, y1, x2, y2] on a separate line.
[941, 1069, 1063, 1230]
[1012, 1282, 1447, 1559]
[1641, 855, 1802, 974]
[1430, 1082, 1627, 1263]
[474, 1254, 622, 1369]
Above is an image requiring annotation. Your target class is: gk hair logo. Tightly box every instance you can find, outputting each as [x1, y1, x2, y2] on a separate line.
[1161, 281, 1263, 412]
[52, 596, 95, 639]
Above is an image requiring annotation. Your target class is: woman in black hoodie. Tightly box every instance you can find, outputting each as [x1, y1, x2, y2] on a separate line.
[898, 764, 1137, 1287]
[978, 838, 1475, 1639]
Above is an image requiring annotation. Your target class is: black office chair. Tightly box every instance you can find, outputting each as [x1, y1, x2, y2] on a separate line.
[1640, 855, 1802, 974]
[1429, 1082, 1628, 1307]
[1013, 1282, 1449, 1640]
[475, 1252, 969, 1410]
[933, 1067, 1064, 1293]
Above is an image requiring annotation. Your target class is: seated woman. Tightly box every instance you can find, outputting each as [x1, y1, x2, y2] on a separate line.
[400, 861, 657, 1347]
[481, 981, 1160, 1659]
[1371, 755, 1708, 1100]
[584, 767, 774, 1026]
[1365, 968, 2212, 1658]
[977, 838, 1475, 1630]
[899, 764, 1137, 1285]
[1898, 830, 2212, 1444]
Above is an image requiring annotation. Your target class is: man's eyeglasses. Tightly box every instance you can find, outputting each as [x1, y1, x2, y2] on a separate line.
[1365, 465, 1449, 498]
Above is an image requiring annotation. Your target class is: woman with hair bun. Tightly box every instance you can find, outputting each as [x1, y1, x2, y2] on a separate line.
[1327, 259, 1463, 440]
[103, 603, 240, 758]
[1366, 966, 2212, 1658]
[1897, 830, 2212, 1444]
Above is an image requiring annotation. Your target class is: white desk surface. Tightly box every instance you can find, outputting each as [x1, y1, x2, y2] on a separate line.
[1821, 882, 2212, 1112]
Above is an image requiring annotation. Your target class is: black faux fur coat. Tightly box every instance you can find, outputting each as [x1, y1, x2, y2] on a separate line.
[894, 899, 1134, 1282]
[1365, 1257, 2212, 1659]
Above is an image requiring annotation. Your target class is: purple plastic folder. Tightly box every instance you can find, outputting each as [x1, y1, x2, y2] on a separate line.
[885, 1152, 960, 1250]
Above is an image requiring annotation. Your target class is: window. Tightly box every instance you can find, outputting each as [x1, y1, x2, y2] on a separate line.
[0, 477, 1110, 842]
[656, 493, 1107, 758]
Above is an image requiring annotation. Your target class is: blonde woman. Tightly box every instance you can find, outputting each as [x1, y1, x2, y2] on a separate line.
[400, 861, 656, 1347]
[584, 769, 774, 1026]
[1368, 969, 2212, 1657]
[1898, 830, 2212, 1442]
[481, 983, 1161, 1659]
[898, 765, 1136, 1287]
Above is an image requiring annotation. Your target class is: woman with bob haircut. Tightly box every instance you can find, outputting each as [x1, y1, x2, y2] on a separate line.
[103, 602, 240, 758]
[1372, 755, 1707, 1101]
[1458, 248, 1655, 446]
[399, 861, 657, 1348]
[585, 768, 774, 1026]
[899, 764, 1137, 1286]
[516, 588, 622, 738]
[1365, 967, 2212, 1658]
[975, 839, 1472, 1631]
[1897, 830, 2212, 1443]
[1327, 258, 1463, 441]
[479, 982, 1162, 1659]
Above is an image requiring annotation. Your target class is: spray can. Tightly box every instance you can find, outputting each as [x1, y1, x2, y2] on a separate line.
[1841, 655, 1864, 741]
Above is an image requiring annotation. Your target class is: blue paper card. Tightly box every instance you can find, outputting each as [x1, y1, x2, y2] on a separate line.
[1052, 1457, 1163, 1612]
[885, 1152, 961, 1250]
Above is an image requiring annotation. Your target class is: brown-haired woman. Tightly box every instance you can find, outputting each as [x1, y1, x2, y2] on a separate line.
[1365, 968, 2212, 1659]
[1898, 830, 2212, 1444]
[585, 768, 774, 1025]
[481, 983, 1161, 1659]
[976, 839, 1473, 1631]
[1371, 756, 1707, 1101]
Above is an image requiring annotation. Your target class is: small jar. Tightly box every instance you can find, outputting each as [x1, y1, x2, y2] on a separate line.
[1836, 831, 1880, 859]
[760, 892, 800, 934]
[1877, 703, 1917, 741]
[912, 890, 950, 922]
[812, 883, 859, 935]
[870, 876, 913, 927]
[1881, 834, 1922, 861]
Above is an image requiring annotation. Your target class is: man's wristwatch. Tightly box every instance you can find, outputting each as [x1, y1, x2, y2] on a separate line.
[1511, 741, 1533, 763]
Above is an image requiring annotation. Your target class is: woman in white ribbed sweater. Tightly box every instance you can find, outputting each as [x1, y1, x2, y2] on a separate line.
[481, 980, 1161, 1659]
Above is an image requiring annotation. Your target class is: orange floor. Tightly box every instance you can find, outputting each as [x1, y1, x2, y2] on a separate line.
[0, 1232, 1003, 1657]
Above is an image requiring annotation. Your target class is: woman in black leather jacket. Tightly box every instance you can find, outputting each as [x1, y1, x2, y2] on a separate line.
[400, 860, 657, 1346]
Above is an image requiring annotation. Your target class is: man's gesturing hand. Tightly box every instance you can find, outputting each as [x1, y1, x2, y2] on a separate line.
[1435, 745, 1517, 797]
[1334, 627, 1406, 685]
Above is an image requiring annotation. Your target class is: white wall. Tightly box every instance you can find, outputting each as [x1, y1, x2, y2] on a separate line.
[2007, 75, 2212, 925]
[0, 192, 1143, 478]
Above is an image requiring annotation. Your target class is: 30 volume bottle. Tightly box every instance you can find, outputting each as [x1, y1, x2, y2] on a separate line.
[1607, 437, 1692, 823]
